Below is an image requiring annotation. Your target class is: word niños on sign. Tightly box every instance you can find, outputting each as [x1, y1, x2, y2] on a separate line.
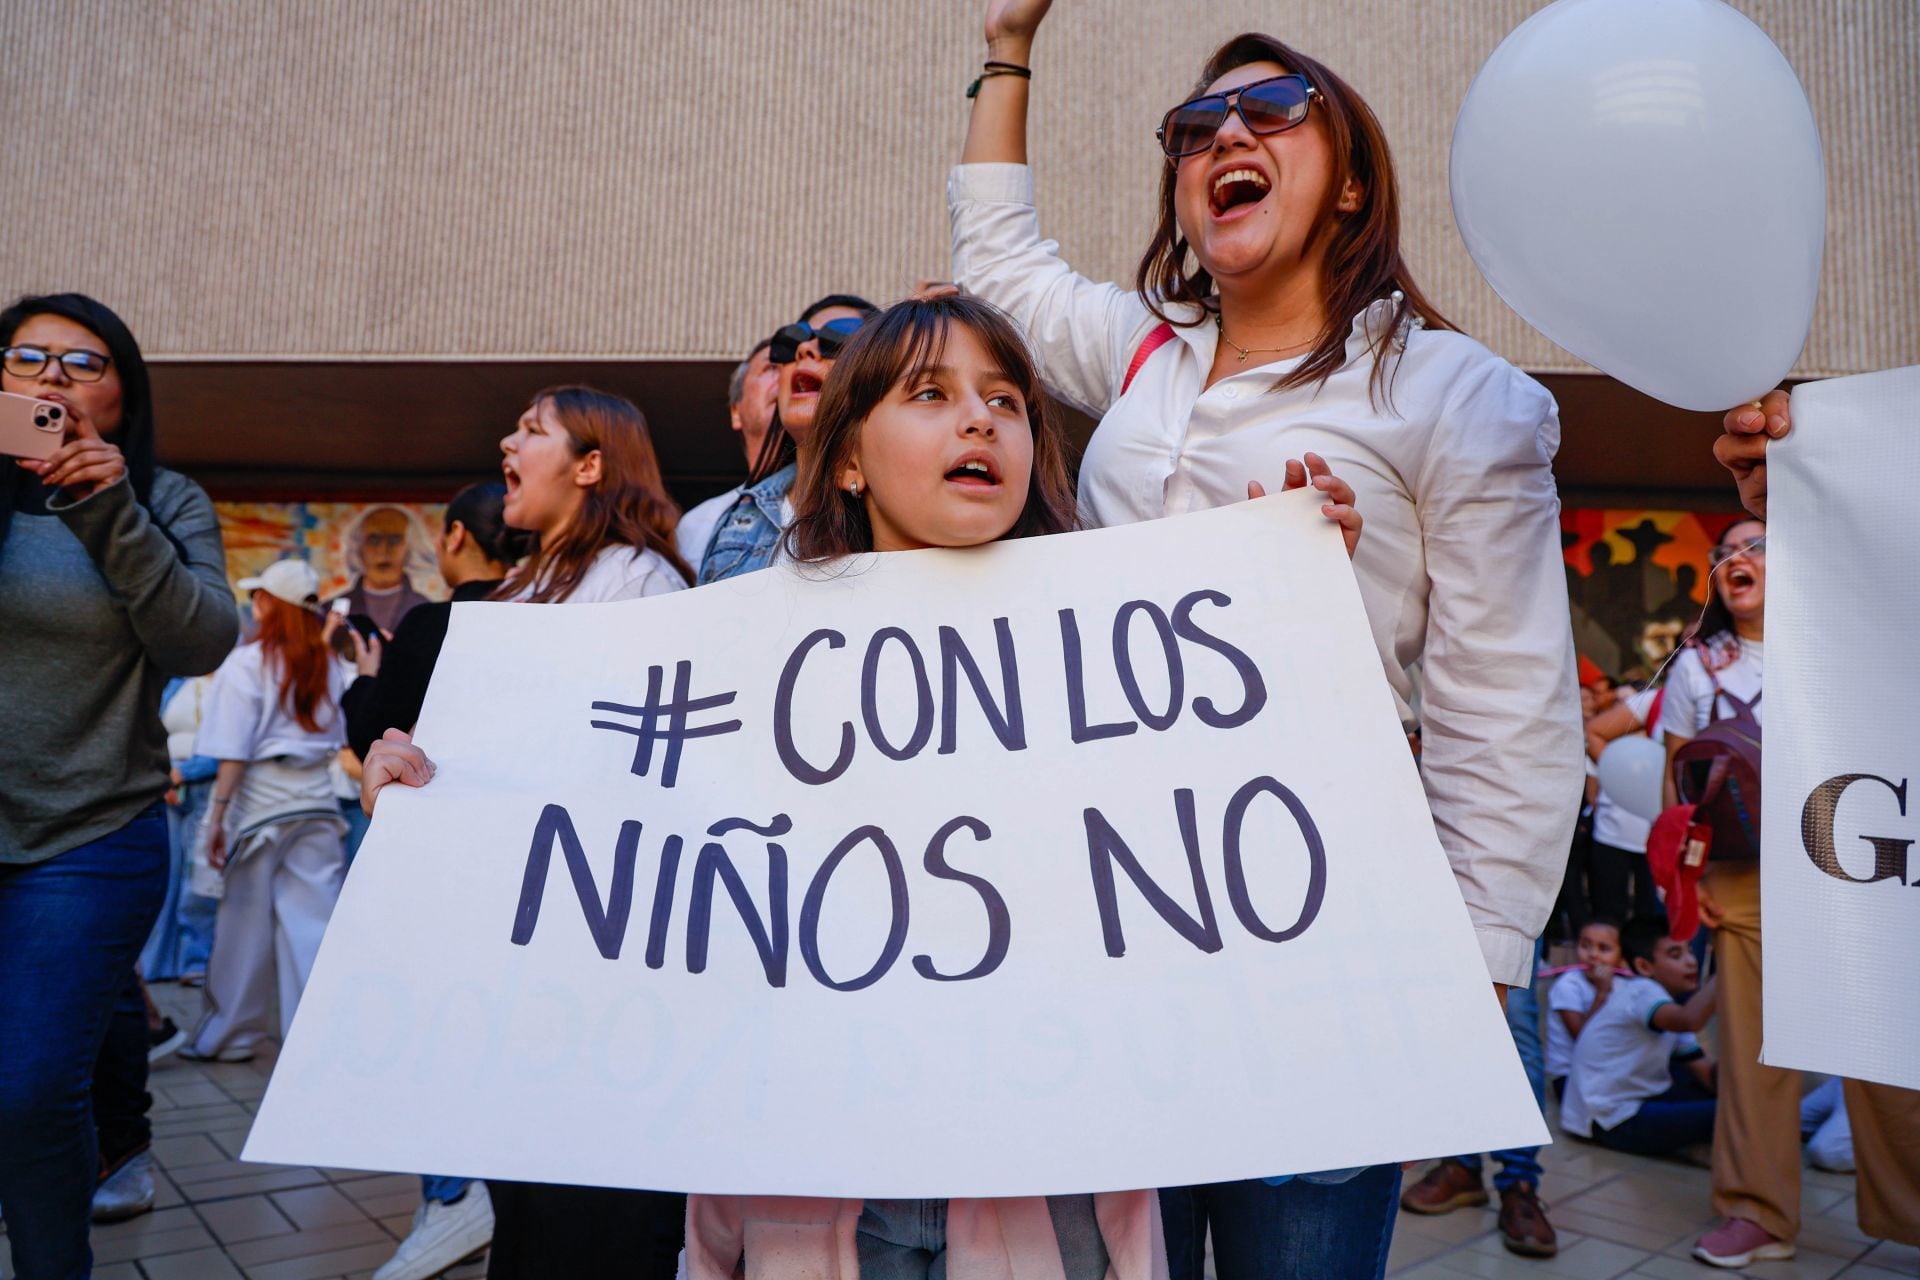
[510, 773, 1327, 992]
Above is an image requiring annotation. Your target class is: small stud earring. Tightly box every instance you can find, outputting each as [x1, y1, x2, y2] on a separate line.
[848, 480, 862, 497]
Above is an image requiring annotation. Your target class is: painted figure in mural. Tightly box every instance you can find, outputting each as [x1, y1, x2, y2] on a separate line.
[331, 504, 433, 635]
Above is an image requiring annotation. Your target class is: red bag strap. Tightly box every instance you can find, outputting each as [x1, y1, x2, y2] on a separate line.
[1122, 322, 1178, 395]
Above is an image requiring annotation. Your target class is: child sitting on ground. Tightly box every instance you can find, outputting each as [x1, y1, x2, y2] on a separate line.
[1563, 915, 1720, 1156]
[1545, 918, 1623, 1099]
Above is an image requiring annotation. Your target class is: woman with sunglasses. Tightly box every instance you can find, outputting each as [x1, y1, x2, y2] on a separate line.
[695, 294, 878, 584]
[947, 3, 1582, 1275]
[0, 293, 239, 1279]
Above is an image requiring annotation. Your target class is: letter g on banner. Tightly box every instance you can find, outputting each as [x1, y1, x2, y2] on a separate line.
[1802, 773, 1914, 885]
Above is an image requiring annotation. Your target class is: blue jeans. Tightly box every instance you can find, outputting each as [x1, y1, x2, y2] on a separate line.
[1459, 940, 1547, 1193]
[144, 778, 218, 979]
[339, 797, 371, 866]
[0, 805, 170, 1280]
[421, 1174, 471, 1205]
[1160, 1163, 1403, 1280]
[1592, 1062, 1716, 1156]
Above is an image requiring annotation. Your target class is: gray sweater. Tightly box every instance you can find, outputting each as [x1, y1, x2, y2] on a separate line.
[0, 470, 239, 864]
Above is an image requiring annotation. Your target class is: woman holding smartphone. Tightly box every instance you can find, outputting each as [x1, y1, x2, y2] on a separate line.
[366, 384, 690, 1280]
[0, 293, 238, 1279]
[945, 3, 1582, 1274]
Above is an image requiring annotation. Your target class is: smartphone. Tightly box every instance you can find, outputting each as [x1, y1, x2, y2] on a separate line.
[0, 392, 68, 461]
[329, 611, 383, 658]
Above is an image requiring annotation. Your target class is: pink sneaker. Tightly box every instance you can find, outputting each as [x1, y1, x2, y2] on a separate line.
[1693, 1218, 1795, 1268]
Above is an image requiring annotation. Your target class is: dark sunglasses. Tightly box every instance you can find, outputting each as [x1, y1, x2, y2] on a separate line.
[1156, 73, 1319, 159]
[3, 344, 113, 383]
[768, 317, 866, 366]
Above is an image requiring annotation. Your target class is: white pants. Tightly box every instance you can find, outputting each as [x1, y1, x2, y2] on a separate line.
[192, 818, 346, 1057]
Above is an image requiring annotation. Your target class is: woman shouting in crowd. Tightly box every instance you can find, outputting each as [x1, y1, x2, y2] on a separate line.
[365, 385, 691, 1280]
[944, 1, 1582, 1274]
[696, 294, 878, 584]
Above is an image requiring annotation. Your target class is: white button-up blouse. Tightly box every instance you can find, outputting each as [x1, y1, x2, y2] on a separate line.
[949, 162, 1582, 987]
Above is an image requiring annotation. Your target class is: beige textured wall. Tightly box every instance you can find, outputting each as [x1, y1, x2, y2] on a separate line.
[2, 0, 1913, 374]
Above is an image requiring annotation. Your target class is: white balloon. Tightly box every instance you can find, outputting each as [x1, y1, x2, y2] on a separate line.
[1450, 0, 1824, 411]
[1598, 733, 1668, 823]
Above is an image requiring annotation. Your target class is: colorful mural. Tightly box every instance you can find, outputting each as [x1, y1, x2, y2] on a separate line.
[1561, 508, 1744, 683]
[215, 501, 448, 609]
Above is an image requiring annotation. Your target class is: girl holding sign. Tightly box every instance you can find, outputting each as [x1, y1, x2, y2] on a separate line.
[944, 2, 1582, 1275]
[366, 295, 1360, 1279]
[694, 296, 1354, 1278]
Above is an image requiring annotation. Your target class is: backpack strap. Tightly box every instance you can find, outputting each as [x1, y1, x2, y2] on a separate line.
[1121, 322, 1178, 395]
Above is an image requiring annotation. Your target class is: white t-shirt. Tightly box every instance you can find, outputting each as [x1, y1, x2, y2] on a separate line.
[1591, 687, 1660, 851]
[196, 644, 347, 767]
[509, 545, 688, 604]
[1545, 968, 1599, 1081]
[675, 488, 739, 567]
[1561, 974, 1702, 1136]
[1658, 639, 1762, 741]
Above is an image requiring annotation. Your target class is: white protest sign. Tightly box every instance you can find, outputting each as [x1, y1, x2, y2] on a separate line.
[1761, 365, 1920, 1090]
[245, 493, 1546, 1197]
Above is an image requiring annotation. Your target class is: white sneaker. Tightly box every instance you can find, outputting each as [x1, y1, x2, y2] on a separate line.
[372, 1182, 494, 1280]
[91, 1151, 156, 1222]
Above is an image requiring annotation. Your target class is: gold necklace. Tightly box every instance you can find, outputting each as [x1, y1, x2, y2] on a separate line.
[1216, 317, 1313, 364]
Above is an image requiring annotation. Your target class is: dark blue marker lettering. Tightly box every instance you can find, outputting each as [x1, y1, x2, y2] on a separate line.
[938, 621, 1026, 755]
[510, 803, 638, 960]
[799, 825, 910, 992]
[1172, 590, 1267, 729]
[1221, 777, 1326, 942]
[1084, 789, 1222, 957]
[774, 629, 854, 785]
[913, 816, 1011, 981]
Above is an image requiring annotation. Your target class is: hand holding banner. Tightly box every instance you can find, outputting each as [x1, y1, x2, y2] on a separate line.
[245, 492, 1546, 1196]
[1762, 365, 1920, 1090]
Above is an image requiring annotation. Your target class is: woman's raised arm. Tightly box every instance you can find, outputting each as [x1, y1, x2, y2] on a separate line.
[960, 0, 1053, 165]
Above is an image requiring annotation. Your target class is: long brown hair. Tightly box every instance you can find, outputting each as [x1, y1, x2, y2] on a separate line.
[1136, 34, 1453, 400]
[495, 386, 693, 602]
[785, 295, 1077, 562]
[253, 594, 332, 733]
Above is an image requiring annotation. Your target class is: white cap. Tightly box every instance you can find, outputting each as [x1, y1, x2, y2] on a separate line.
[237, 558, 321, 607]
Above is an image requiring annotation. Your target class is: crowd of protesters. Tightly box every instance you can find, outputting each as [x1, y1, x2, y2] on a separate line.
[2, 2, 1916, 1278]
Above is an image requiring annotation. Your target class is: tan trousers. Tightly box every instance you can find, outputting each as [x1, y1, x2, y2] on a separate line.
[1702, 861, 1920, 1245]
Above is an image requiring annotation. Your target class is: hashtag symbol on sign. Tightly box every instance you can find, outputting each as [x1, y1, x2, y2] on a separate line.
[589, 661, 743, 788]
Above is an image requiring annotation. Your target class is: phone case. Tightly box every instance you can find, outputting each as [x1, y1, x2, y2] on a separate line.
[0, 392, 68, 461]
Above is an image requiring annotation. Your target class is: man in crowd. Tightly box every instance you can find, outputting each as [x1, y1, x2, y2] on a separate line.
[675, 337, 777, 567]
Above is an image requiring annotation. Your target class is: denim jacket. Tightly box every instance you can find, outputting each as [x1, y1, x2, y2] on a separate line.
[696, 464, 796, 586]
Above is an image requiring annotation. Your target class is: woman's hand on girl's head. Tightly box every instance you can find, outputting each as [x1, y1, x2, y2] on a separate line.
[1716, 388, 1789, 518]
[15, 403, 127, 500]
[1254, 451, 1362, 558]
[361, 728, 435, 818]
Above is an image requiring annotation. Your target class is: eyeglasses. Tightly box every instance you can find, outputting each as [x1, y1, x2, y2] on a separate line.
[1708, 534, 1766, 568]
[3, 345, 113, 383]
[1157, 73, 1319, 159]
[768, 317, 865, 366]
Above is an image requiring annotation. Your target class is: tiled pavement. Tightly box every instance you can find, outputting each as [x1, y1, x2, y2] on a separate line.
[3, 982, 1914, 1280]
